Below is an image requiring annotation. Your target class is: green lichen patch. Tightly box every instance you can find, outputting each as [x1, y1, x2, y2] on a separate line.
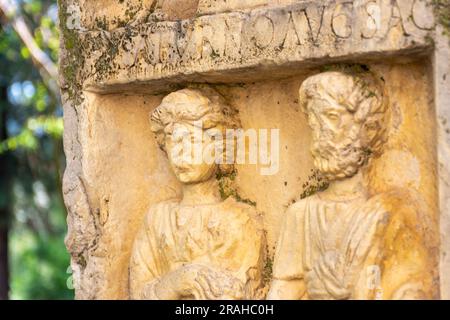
[216, 169, 257, 207]
[290, 169, 330, 204]
[433, 0, 450, 36]
[362, 147, 374, 166]
[299, 169, 329, 201]
[93, 40, 119, 80]
[262, 256, 273, 285]
[58, 0, 85, 104]
[95, 16, 109, 30]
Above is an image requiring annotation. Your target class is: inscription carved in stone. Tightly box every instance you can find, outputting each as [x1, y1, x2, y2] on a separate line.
[70, 0, 435, 93]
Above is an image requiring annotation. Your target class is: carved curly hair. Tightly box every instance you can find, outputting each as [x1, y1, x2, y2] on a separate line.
[299, 71, 389, 157]
[150, 87, 240, 174]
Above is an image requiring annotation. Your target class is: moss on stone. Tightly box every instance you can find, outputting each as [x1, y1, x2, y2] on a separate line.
[58, 0, 85, 104]
[216, 169, 257, 207]
[299, 169, 329, 201]
[433, 0, 450, 36]
[95, 16, 109, 30]
[262, 256, 273, 285]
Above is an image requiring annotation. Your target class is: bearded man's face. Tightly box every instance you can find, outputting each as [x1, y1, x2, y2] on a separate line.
[307, 97, 366, 181]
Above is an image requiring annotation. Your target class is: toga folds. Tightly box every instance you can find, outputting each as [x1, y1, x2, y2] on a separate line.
[272, 189, 439, 300]
[129, 197, 266, 299]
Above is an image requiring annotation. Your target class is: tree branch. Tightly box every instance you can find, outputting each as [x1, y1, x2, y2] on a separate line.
[0, 0, 59, 97]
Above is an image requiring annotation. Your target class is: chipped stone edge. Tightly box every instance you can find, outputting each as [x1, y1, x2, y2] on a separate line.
[434, 25, 450, 300]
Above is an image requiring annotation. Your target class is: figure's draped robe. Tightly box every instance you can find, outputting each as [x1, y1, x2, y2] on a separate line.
[129, 198, 265, 299]
[272, 191, 438, 300]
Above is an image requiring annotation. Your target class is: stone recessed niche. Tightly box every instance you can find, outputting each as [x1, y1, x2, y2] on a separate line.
[59, 0, 449, 299]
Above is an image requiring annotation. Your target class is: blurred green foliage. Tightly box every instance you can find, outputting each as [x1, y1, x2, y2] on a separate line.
[10, 216, 72, 299]
[1, 0, 73, 299]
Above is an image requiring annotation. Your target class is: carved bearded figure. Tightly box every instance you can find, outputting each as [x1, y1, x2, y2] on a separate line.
[129, 88, 266, 300]
[268, 71, 438, 300]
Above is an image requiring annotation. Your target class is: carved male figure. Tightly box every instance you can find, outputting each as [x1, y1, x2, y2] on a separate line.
[268, 71, 438, 300]
[129, 88, 265, 300]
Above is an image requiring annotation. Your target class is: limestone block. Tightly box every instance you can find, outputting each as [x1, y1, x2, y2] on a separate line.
[60, 0, 436, 95]
[58, 0, 447, 299]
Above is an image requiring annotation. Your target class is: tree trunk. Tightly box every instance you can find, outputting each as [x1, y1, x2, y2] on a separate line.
[0, 84, 11, 300]
[0, 221, 8, 300]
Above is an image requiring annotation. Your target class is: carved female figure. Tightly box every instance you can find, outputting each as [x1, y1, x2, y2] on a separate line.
[268, 71, 438, 300]
[129, 88, 265, 300]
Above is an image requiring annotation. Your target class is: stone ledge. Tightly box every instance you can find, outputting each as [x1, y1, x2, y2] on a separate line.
[70, 0, 436, 94]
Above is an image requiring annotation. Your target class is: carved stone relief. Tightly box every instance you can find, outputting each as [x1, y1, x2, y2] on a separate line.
[268, 71, 439, 300]
[129, 88, 266, 300]
[59, 0, 448, 300]
[66, 0, 435, 94]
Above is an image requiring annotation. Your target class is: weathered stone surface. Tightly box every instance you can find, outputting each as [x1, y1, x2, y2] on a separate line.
[67, 0, 435, 94]
[58, 0, 449, 300]
[129, 88, 266, 300]
[269, 71, 439, 300]
[434, 24, 450, 300]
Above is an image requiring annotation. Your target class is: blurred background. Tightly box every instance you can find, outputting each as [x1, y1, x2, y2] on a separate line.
[0, 0, 73, 299]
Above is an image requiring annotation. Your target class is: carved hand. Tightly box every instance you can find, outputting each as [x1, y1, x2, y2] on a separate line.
[192, 265, 244, 300]
[145, 264, 244, 300]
